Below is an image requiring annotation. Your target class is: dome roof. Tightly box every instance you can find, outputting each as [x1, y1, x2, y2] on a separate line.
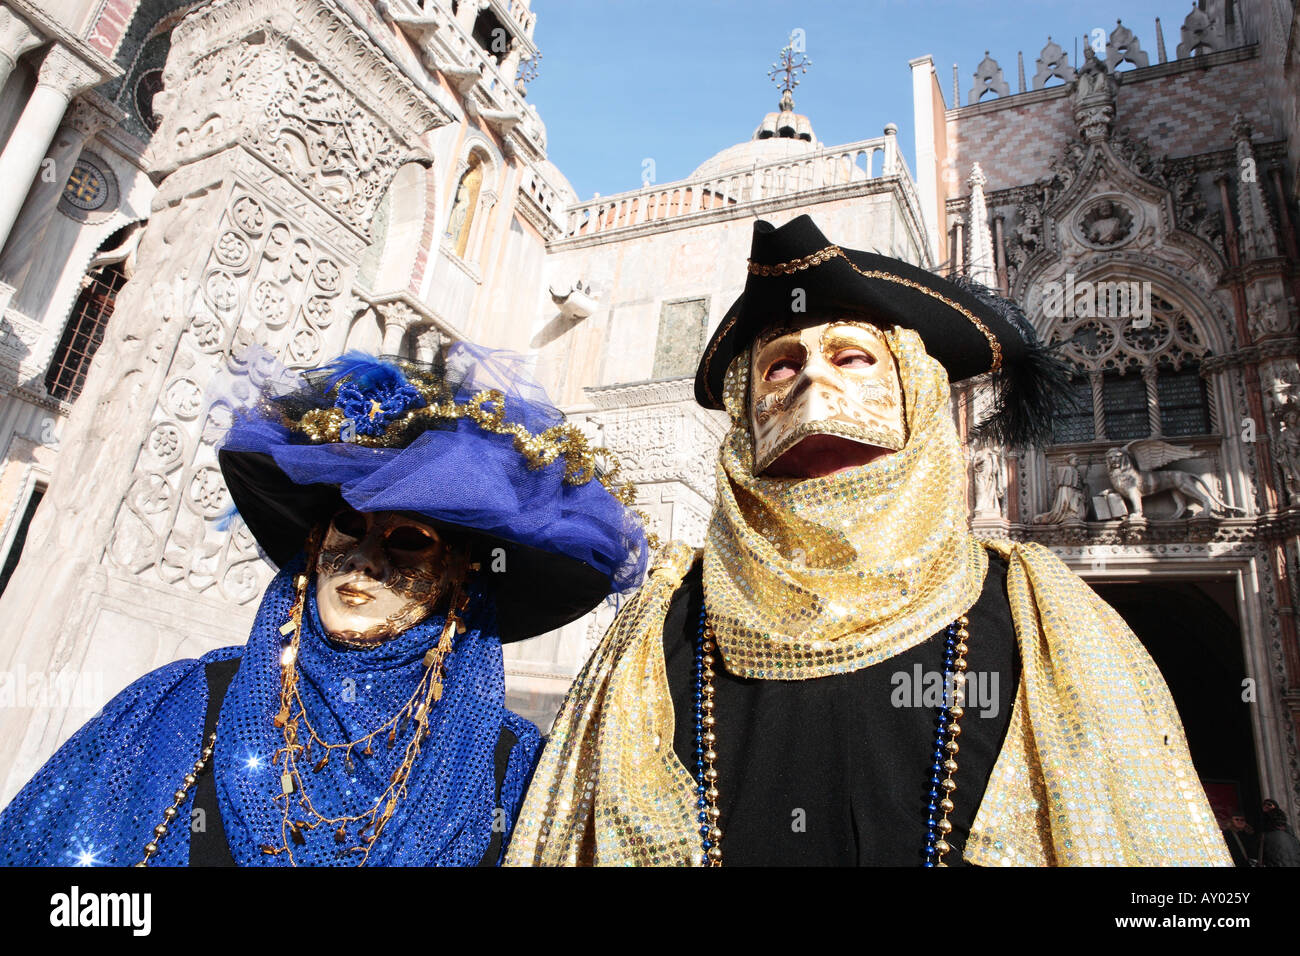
[690, 135, 818, 180]
[690, 92, 821, 180]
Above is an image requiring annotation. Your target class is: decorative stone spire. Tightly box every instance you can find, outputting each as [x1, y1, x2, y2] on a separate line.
[966, 163, 996, 288]
[1017, 50, 1026, 92]
[1231, 115, 1279, 260]
[968, 51, 1010, 104]
[1155, 17, 1167, 63]
[1107, 19, 1149, 68]
[1177, 5, 1223, 58]
[1032, 37, 1075, 89]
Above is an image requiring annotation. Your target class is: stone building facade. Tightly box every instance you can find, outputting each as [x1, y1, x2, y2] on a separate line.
[911, 0, 1300, 823]
[0, 0, 1296, 831]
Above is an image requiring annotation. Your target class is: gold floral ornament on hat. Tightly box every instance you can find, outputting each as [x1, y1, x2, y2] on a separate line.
[269, 358, 660, 550]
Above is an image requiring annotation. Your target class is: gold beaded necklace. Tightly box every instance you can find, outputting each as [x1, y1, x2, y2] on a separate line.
[265, 550, 468, 865]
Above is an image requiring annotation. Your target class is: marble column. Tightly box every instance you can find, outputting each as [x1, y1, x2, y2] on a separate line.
[378, 300, 417, 355]
[0, 44, 97, 251]
[470, 191, 497, 264]
[0, 6, 41, 96]
[0, 93, 118, 293]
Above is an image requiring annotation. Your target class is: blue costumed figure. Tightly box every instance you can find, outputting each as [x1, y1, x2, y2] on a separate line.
[0, 341, 648, 866]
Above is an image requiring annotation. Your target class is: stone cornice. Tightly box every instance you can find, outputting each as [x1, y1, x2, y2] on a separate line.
[1010, 514, 1273, 546]
[1202, 336, 1300, 372]
[584, 377, 696, 409]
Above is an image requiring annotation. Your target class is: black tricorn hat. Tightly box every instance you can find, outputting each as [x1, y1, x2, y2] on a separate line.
[695, 214, 1072, 447]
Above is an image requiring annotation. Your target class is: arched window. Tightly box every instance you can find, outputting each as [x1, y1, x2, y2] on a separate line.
[445, 155, 485, 260]
[1046, 291, 1213, 444]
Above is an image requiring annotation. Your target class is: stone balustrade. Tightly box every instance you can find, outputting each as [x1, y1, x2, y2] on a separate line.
[563, 134, 908, 240]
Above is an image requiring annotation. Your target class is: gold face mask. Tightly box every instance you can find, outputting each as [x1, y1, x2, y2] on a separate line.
[314, 508, 451, 645]
[749, 318, 907, 474]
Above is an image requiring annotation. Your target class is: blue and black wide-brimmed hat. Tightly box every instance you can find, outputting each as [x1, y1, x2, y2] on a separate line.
[217, 343, 650, 641]
[695, 214, 1072, 447]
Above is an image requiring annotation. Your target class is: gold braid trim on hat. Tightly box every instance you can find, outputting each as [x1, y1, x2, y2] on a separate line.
[271, 371, 660, 551]
[742, 243, 1003, 375]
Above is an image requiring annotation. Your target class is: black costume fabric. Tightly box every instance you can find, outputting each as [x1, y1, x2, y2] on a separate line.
[664, 552, 1019, 865]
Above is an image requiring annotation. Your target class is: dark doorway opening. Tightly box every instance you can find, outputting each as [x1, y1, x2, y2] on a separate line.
[1092, 579, 1261, 828]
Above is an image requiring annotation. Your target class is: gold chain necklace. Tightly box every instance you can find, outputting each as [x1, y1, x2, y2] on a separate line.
[137, 541, 469, 867]
[265, 562, 466, 865]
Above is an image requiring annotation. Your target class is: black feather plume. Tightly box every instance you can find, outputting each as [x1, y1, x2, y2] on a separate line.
[949, 276, 1080, 449]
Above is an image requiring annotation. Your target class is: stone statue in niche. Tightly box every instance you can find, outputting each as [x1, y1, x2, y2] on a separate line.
[970, 442, 1005, 517]
[1033, 453, 1087, 524]
[446, 180, 471, 242]
[1267, 376, 1300, 505]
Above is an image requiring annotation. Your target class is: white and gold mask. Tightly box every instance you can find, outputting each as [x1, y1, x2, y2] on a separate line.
[749, 318, 906, 474]
[315, 508, 452, 644]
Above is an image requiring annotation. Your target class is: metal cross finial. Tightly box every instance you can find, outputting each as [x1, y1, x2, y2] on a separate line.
[768, 40, 812, 108]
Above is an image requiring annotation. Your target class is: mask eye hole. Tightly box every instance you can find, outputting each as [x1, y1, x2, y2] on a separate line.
[832, 348, 876, 369]
[385, 526, 438, 553]
[764, 358, 801, 382]
[330, 509, 366, 539]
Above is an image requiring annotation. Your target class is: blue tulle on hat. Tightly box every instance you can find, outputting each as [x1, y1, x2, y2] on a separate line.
[216, 343, 649, 638]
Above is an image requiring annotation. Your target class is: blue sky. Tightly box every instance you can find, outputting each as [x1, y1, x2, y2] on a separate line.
[527, 0, 1199, 199]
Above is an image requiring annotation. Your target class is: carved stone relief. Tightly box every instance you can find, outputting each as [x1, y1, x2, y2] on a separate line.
[105, 187, 354, 605]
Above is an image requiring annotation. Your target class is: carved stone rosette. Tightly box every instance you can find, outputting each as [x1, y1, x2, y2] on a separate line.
[105, 185, 353, 605]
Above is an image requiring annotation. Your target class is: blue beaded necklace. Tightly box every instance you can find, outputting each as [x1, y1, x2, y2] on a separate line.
[693, 605, 971, 867]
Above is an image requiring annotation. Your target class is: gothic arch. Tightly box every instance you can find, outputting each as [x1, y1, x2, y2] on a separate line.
[443, 136, 501, 263]
[1022, 259, 1254, 519]
[1030, 259, 1233, 360]
[356, 161, 431, 294]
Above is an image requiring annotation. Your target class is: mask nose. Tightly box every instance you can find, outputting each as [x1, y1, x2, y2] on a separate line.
[785, 353, 845, 422]
[340, 531, 387, 580]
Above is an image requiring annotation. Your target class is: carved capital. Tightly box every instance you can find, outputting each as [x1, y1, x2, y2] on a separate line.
[376, 299, 418, 333]
[35, 44, 99, 100]
[62, 93, 120, 138]
[0, 7, 41, 62]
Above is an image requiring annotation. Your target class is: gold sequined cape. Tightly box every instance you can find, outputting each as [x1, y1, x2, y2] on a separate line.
[504, 538, 1230, 866]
